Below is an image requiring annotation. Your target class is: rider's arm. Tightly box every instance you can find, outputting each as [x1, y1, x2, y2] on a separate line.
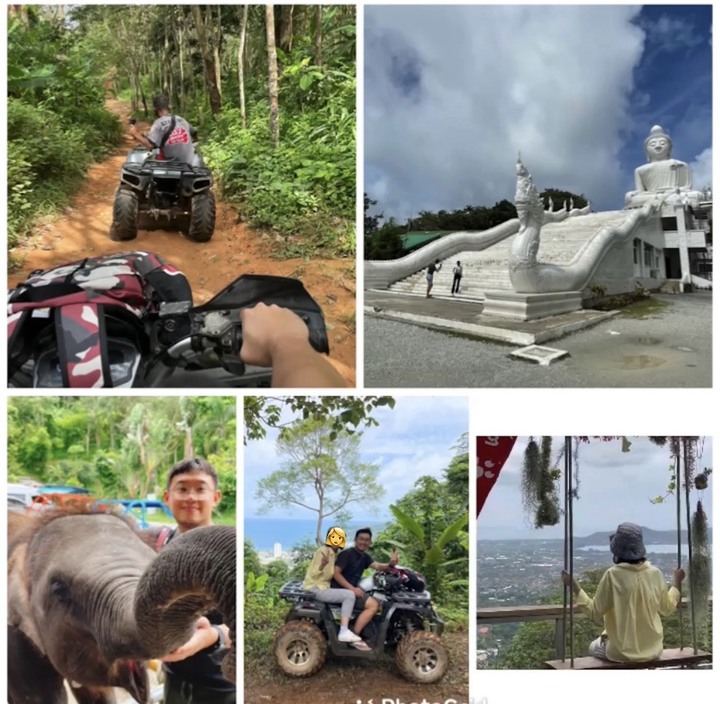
[129, 124, 155, 150]
[239, 303, 348, 388]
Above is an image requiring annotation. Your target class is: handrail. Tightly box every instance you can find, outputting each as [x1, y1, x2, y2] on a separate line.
[477, 600, 713, 661]
[477, 598, 713, 623]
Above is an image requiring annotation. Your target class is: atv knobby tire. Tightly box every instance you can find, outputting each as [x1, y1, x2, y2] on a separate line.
[273, 621, 327, 678]
[187, 190, 216, 242]
[110, 187, 139, 241]
[395, 630, 449, 684]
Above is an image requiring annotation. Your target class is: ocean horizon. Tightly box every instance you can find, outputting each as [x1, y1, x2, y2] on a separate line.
[245, 517, 393, 553]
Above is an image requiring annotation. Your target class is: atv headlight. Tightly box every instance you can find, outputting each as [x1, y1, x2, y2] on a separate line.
[33, 338, 141, 388]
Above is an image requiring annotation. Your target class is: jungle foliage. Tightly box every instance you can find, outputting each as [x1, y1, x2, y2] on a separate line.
[7, 6, 124, 247]
[7, 396, 237, 516]
[8, 4, 356, 258]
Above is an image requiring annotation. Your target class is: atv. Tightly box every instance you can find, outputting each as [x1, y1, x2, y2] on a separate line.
[274, 570, 449, 684]
[110, 141, 216, 243]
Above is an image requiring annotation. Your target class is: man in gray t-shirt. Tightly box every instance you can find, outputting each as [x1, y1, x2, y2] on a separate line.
[129, 95, 195, 164]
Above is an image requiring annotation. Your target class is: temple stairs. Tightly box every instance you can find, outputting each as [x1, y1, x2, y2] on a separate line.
[385, 211, 632, 301]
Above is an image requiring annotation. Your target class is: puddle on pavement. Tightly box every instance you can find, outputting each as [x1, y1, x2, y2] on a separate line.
[619, 355, 666, 370]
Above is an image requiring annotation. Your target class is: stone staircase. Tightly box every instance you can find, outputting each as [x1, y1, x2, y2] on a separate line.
[388, 211, 631, 300]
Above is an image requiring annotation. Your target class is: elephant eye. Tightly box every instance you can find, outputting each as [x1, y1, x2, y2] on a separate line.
[50, 578, 73, 604]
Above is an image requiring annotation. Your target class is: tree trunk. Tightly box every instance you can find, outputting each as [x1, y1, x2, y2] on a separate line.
[265, 5, 280, 147]
[191, 4, 222, 116]
[214, 5, 222, 98]
[313, 6, 323, 67]
[278, 4, 294, 55]
[238, 5, 249, 129]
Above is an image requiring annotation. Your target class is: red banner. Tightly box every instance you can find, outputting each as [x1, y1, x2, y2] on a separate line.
[477, 436, 517, 516]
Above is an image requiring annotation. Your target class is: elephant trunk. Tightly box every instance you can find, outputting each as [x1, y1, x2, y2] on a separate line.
[134, 525, 236, 682]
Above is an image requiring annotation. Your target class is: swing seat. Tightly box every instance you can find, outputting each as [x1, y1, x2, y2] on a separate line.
[545, 648, 712, 670]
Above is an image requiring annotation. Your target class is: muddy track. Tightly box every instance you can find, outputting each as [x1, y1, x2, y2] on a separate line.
[8, 99, 356, 384]
[244, 629, 469, 704]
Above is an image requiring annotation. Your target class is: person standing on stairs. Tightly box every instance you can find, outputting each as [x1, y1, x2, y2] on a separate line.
[426, 259, 442, 297]
[451, 261, 463, 295]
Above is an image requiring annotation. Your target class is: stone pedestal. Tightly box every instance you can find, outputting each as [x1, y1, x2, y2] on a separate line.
[483, 290, 583, 321]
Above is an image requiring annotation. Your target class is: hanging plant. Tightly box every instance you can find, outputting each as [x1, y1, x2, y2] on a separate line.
[690, 500, 711, 629]
[694, 471, 709, 491]
[669, 437, 681, 458]
[536, 436, 560, 527]
[648, 436, 667, 447]
[521, 437, 541, 521]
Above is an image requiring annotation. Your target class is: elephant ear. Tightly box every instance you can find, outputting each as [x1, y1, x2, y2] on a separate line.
[8, 541, 46, 654]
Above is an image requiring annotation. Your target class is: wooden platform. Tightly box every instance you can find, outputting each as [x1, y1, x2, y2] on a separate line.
[546, 648, 712, 670]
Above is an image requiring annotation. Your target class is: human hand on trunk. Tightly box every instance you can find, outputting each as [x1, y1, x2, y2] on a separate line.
[159, 616, 217, 662]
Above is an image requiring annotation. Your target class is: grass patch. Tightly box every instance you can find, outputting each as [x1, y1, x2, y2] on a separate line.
[616, 296, 672, 318]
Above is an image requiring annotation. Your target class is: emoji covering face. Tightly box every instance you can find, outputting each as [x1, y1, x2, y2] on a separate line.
[325, 526, 346, 549]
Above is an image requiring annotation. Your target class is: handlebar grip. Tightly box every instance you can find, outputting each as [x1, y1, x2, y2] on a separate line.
[231, 309, 330, 357]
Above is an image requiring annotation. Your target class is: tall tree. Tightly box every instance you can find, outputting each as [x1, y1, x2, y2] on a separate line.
[255, 417, 384, 545]
[238, 5, 249, 128]
[191, 4, 222, 115]
[265, 4, 280, 146]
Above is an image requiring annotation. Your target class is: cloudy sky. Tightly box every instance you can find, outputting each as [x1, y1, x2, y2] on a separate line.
[365, 4, 712, 220]
[244, 397, 468, 520]
[477, 436, 713, 540]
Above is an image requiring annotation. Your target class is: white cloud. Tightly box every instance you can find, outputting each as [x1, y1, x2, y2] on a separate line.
[366, 5, 647, 217]
[689, 147, 712, 191]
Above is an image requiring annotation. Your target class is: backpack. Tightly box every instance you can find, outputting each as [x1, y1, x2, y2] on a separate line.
[8, 252, 192, 387]
[389, 566, 427, 592]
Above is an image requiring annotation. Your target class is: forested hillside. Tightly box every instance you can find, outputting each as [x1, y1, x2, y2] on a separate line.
[8, 4, 355, 257]
[7, 397, 237, 515]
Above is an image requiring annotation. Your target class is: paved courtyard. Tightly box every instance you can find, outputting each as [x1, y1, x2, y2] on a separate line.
[364, 292, 712, 388]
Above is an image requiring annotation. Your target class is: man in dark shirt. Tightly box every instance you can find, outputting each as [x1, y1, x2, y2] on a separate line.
[157, 457, 236, 703]
[331, 528, 398, 640]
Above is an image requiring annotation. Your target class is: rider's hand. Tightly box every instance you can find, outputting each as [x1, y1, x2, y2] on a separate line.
[239, 303, 311, 367]
[389, 548, 399, 566]
[352, 587, 365, 599]
[673, 568, 686, 588]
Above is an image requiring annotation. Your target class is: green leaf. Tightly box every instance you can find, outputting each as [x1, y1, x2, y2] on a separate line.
[436, 511, 469, 550]
[389, 504, 425, 542]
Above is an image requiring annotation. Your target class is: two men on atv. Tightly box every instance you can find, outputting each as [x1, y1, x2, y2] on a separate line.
[129, 95, 195, 164]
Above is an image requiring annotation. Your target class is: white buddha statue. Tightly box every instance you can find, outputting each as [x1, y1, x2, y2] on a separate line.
[624, 125, 702, 209]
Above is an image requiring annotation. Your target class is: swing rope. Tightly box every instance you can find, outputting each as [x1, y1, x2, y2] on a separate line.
[567, 437, 574, 667]
[675, 453, 684, 651]
[682, 438, 698, 654]
[561, 436, 575, 666]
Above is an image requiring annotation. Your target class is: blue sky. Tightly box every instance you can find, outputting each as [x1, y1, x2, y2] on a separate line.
[243, 397, 468, 520]
[477, 437, 713, 540]
[365, 4, 712, 220]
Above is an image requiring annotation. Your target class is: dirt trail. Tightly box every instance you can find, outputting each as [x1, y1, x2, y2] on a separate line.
[244, 630, 469, 704]
[9, 100, 356, 384]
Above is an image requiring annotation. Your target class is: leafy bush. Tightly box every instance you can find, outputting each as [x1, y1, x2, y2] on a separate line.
[202, 62, 356, 258]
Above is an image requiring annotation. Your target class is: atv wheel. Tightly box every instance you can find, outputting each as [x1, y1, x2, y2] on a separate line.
[110, 188, 139, 241]
[273, 621, 327, 678]
[187, 190, 216, 242]
[395, 630, 449, 684]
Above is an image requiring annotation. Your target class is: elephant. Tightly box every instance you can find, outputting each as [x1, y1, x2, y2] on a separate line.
[7, 508, 236, 704]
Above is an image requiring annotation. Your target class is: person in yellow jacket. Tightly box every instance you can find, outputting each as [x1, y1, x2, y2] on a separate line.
[561, 522, 686, 662]
[303, 526, 370, 650]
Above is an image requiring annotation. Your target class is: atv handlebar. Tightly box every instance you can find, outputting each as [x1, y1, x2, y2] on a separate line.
[152, 303, 329, 377]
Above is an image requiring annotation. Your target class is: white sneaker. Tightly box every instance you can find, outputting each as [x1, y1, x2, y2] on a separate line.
[338, 630, 362, 643]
